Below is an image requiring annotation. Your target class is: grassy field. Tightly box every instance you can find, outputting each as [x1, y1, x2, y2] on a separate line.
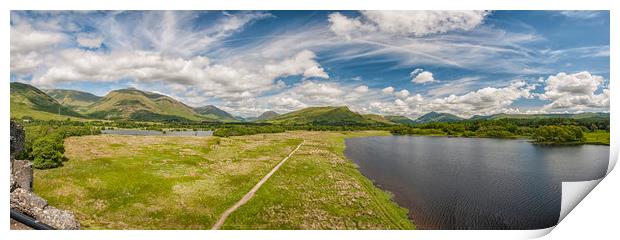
[583, 130, 611, 145]
[34, 131, 413, 229]
[222, 131, 413, 229]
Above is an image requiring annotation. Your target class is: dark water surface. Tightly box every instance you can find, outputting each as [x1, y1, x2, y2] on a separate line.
[344, 136, 609, 230]
[102, 129, 213, 136]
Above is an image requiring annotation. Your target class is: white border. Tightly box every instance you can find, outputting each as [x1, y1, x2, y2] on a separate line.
[2, 1, 617, 240]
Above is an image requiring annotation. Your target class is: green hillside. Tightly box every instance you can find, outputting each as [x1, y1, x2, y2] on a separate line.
[385, 115, 415, 124]
[10, 82, 86, 120]
[263, 106, 383, 125]
[415, 112, 463, 123]
[44, 89, 101, 111]
[194, 105, 238, 122]
[84, 88, 210, 122]
[362, 114, 397, 125]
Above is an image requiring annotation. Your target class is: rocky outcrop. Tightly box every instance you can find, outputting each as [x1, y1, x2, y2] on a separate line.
[10, 121, 80, 230]
[10, 121, 25, 159]
[10, 188, 80, 230]
[11, 160, 33, 191]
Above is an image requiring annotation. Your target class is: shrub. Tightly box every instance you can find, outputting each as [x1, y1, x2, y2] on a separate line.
[32, 134, 65, 169]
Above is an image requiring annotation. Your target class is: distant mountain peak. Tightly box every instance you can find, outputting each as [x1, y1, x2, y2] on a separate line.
[44, 89, 101, 109]
[194, 105, 237, 121]
[256, 111, 280, 121]
[415, 112, 463, 123]
[262, 106, 382, 125]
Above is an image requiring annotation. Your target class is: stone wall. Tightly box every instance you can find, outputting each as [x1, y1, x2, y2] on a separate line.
[9, 121, 80, 230]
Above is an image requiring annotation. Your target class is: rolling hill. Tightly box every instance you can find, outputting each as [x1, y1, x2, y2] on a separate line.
[194, 105, 238, 122]
[10, 82, 86, 120]
[415, 112, 464, 123]
[385, 115, 415, 124]
[262, 106, 383, 125]
[362, 114, 397, 125]
[44, 89, 101, 111]
[84, 88, 212, 121]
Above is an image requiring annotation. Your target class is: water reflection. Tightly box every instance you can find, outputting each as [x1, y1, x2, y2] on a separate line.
[344, 136, 609, 229]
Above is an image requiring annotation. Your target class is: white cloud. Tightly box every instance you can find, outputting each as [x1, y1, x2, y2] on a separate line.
[10, 51, 44, 74]
[354, 85, 369, 93]
[98, 11, 271, 57]
[395, 89, 410, 98]
[10, 19, 68, 74]
[365, 80, 535, 118]
[76, 34, 103, 48]
[295, 81, 343, 97]
[431, 81, 534, 116]
[31, 48, 329, 106]
[329, 11, 490, 38]
[382, 86, 394, 94]
[246, 80, 385, 116]
[410, 68, 435, 83]
[264, 50, 329, 80]
[559, 11, 603, 19]
[262, 81, 344, 113]
[327, 12, 377, 40]
[539, 72, 609, 111]
[10, 20, 66, 54]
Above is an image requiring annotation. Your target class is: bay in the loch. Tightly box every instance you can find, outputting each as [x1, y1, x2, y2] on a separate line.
[344, 135, 609, 230]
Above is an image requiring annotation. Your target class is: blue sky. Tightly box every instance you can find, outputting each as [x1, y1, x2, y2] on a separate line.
[10, 10, 610, 118]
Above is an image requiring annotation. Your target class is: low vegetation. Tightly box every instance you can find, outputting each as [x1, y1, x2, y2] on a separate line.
[584, 130, 611, 145]
[213, 125, 286, 137]
[34, 131, 413, 229]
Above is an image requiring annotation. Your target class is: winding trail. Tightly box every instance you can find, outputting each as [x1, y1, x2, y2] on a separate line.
[211, 140, 304, 230]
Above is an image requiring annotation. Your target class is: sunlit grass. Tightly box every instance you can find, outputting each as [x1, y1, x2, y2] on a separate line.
[584, 130, 610, 145]
[33, 131, 413, 229]
[222, 131, 414, 229]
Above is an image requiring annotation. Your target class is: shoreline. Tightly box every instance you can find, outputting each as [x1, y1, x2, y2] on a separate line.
[392, 133, 610, 146]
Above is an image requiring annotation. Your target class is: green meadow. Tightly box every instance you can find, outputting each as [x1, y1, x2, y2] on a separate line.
[34, 131, 413, 229]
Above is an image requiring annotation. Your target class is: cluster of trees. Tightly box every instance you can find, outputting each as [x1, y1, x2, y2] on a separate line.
[532, 125, 585, 143]
[15, 121, 101, 169]
[389, 127, 445, 136]
[213, 125, 286, 137]
[391, 117, 607, 144]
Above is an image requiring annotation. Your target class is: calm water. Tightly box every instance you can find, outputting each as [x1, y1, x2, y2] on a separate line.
[101, 129, 213, 136]
[344, 136, 609, 230]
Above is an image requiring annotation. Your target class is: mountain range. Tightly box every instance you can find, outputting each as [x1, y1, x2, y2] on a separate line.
[10, 82, 609, 124]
